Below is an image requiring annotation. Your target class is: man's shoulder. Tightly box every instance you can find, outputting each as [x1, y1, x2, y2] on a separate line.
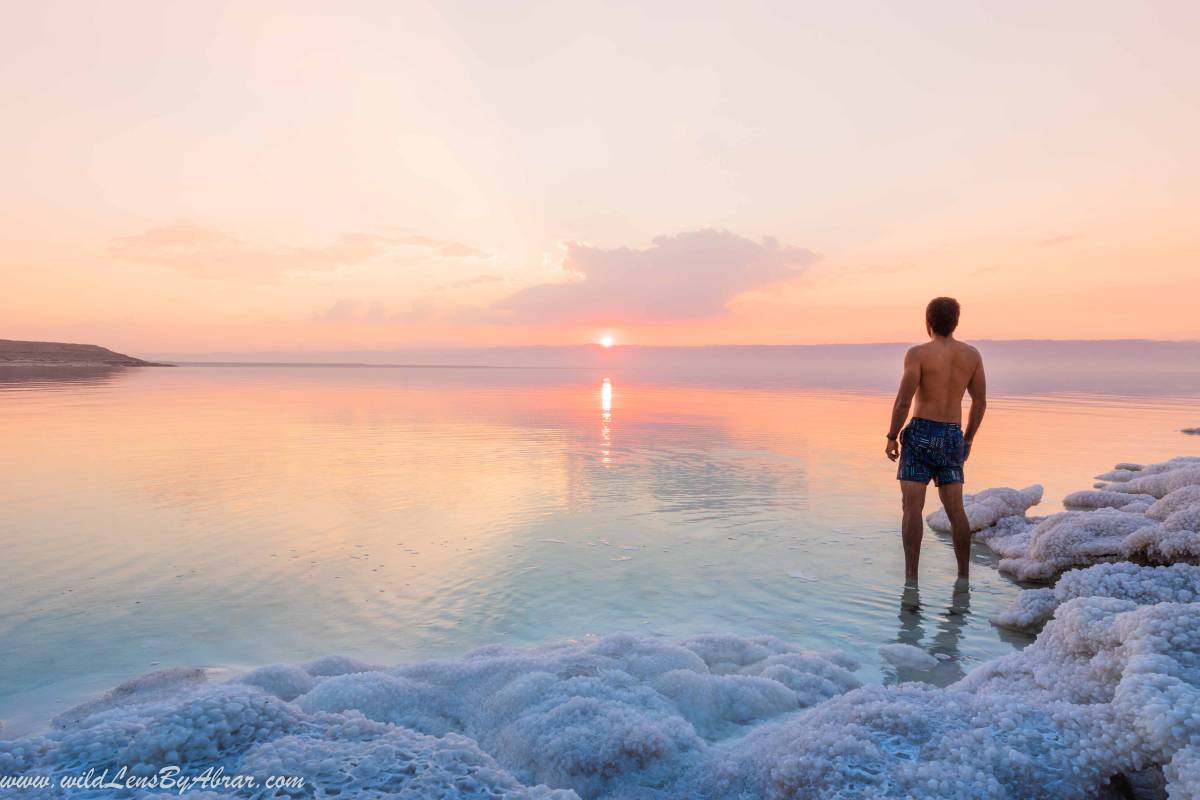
[955, 340, 983, 363]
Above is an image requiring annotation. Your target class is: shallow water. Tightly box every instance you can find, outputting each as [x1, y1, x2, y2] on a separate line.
[1, 361, 1197, 735]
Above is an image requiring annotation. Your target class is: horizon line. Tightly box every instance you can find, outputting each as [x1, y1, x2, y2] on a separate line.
[141, 337, 1200, 357]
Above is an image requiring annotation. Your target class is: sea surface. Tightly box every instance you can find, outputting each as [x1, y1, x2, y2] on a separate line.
[1, 351, 1198, 735]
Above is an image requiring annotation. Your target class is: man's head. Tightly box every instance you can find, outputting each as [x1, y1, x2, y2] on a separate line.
[926, 297, 960, 338]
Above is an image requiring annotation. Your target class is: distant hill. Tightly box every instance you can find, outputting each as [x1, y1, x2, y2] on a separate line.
[0, 339, 166, 367]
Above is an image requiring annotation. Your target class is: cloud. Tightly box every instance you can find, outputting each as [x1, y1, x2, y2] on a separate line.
[311, 298, 431, 324]
[490, 229, 817, 323]
[110, 221, 488, 281]
[972, 264, 1008, 275]
[1038, 234, 1082, 248]
[857, 262, 917, 275]
[437, 242, 490, 259]
[313, 298, 364, 322]
[440, 274, 504, 291]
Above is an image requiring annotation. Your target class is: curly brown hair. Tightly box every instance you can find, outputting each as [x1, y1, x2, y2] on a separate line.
[926, 297, 960, 337]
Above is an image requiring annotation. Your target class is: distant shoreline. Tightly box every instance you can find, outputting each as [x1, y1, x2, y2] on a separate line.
[137, 340, 1200, 374]
[7, 337, 1200, 372]
[0, 339, 170, 368]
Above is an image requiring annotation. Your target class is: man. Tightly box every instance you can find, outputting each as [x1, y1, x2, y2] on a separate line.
[885, 297, 987, 582]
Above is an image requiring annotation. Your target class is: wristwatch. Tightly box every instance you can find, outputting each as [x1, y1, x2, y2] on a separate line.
[886, 433, 898, 441]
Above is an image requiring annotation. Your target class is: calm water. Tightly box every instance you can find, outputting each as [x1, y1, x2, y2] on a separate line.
[1, 361, 1198, 735]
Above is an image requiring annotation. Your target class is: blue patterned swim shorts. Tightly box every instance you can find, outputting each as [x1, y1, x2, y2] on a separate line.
[897, 417, 965, 486]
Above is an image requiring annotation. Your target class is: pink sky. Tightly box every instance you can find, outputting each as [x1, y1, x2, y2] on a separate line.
[2, 1, 1198, 352]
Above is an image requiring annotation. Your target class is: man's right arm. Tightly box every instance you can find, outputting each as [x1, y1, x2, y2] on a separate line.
[886, 347, 921, 460]
[964, 355, 987, 459]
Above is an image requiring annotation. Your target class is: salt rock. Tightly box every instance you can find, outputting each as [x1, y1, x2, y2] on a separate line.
[1146, 486, 1200, 522]
[975, 514, 1040, 559]
[51, 667, 209, 729]
[1108, 462, 1200, 499]
[1121, 525, 1200, 563]
[878, 643, 938, 671]
[975, 457, 1200, 579]
[1096, 466, 1144, 482]
[302, 654, 382, 676]
[994, 562, 1200, 632]
[998, 509, 1157, 580]
[926, 485, 1043, 533]
[1166, 746, 1199, 800]
[235, 664, 314, 702]
[241, 713, 578, 799]
[709, 584, 1200, 800]
[1063, 489, 1157, 511]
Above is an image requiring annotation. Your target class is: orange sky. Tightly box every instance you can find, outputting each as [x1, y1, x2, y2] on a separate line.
[2, 1, 1198, 352]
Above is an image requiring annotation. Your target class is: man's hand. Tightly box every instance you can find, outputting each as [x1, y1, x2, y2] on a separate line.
[886, 437, 899, 462]
[963, 439, 973, 462]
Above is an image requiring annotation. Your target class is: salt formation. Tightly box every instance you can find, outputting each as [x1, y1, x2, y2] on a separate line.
[1121, 512, 1200, 563]
[1101, 457, 1200, 498]
[925, 485, 1043, 533]
[996, 509, 1156, 580]
[1095, 464, 1146, 482]
[1062, 488, 1156, 511]
[0, 635, 860, 800]
[3, 586, 1197, 800]
[706, 572, 1200, 799]
[933, 457, 1200, 581]
[878, 643, 938, 671]
[1147, 486, 1200, 521]
[994, 562, 1200, 631]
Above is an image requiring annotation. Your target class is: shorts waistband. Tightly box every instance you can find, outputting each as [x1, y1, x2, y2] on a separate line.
[909, 417, 961, 428]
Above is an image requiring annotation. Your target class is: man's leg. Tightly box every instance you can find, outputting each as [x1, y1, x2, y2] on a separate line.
[900, 480, 928, 582]
[937, 482, 972, 579]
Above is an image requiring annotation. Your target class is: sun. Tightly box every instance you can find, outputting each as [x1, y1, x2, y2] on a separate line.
[599, 335, 614, 348]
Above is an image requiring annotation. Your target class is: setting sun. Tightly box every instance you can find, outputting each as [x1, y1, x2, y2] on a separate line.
[599, 335, 614, 348]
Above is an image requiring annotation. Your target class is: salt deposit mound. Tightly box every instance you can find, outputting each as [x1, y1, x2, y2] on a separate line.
[1097, 457, 1200, 486]
[932, 457, 1200, 581]
[995, 509, 1157, 580]
[925, 485, 1043, 533]
[877, 643, 938, 671]
[994, 562, 1200, 631]
[1062, 488, 1156, 511]
[708, 569, 1199, 799]
[0, 635, 859, 800]
[1099, 457, 1200, 498]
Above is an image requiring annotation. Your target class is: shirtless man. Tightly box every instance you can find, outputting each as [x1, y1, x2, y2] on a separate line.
[885, 297, 987, 582]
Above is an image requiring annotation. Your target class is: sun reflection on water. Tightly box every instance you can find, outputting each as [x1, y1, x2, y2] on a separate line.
[600, 377, 613, 465]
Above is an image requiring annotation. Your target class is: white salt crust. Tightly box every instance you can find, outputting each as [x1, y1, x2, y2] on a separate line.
[3, 585, 1196, 799]
[930, 457, 1200, 581]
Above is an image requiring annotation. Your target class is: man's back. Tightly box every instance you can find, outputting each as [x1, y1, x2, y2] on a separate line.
[910, 339, 982, 424]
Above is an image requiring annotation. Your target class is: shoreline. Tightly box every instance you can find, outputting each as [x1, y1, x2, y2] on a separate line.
[0, 360, 173, 368]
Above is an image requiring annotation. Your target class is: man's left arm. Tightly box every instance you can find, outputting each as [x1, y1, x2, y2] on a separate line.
[963, 357, 987, 461]
[886, 348, 921, 461]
